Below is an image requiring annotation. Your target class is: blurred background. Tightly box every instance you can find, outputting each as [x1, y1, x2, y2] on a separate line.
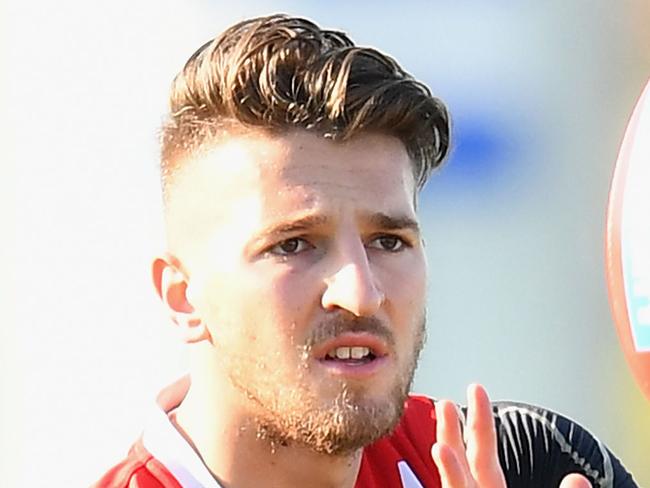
[2, 0, 649, 486]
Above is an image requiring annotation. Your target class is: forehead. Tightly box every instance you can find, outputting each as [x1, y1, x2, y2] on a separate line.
[165, 130, 417, 249]
[255, 131, 415, 211]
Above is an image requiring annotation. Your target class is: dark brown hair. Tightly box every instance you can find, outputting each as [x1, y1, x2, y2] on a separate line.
[160, 14, 449, 197]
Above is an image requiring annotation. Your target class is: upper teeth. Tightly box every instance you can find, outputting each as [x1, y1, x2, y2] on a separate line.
[328, 346, 371, 360]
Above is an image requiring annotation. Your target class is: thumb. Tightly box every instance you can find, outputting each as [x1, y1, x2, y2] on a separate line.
[559, 473, 592, 488]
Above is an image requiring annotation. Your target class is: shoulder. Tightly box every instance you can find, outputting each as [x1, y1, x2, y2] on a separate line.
[91, 438, 182, 488]
[360, 396, 638, 488]
[474, 400, 638, 488]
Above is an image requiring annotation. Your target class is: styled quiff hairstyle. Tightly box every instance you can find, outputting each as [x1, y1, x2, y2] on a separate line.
[160, 14, 449, 198]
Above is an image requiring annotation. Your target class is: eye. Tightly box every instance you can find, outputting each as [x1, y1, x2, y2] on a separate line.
[369, 235, 407, 252]
[269, 237, 311, 255]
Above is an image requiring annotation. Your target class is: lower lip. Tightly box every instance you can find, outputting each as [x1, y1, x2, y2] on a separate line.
[315, 356, 390, 379]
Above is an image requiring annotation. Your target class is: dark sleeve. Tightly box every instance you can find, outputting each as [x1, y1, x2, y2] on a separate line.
[458, 401, 638, 488]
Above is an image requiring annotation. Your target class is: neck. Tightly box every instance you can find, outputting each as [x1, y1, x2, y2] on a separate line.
[173, 376, 363, 488]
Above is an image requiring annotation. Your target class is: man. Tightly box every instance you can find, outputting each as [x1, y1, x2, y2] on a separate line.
[95, 14, 637, 488]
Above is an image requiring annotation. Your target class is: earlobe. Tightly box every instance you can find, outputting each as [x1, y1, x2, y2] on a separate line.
[152, 255, 211, 344]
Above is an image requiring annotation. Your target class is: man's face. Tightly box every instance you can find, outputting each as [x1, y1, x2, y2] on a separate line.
[168, 130, 427, 455]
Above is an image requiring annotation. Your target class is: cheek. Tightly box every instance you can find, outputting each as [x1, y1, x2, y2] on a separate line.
[192, 268, 262, 346]
[380, 256, 427, 354]
[382, 255, 427, 310]
[216, 264, 319, 350]
[259, 266, 319, 333]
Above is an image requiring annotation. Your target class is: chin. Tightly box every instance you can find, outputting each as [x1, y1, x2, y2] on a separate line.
[253, 377, 410, 457]
[310, 383, 408, 456]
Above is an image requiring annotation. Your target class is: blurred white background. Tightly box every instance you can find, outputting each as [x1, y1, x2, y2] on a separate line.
[2, 0, 649, 486]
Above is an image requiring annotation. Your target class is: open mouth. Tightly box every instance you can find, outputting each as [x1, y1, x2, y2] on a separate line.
[323, 346, 378, 365]
[311, 333, 390, 376]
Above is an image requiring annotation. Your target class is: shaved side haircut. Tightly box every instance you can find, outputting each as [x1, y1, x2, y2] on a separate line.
[159, 14, 450, 202]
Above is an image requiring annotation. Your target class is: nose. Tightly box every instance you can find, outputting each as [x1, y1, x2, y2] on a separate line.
[321, 247, 385, 317]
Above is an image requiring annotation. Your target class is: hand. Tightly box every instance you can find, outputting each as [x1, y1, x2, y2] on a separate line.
[431, 384, 593, 488]
[559, 474, 593, 488]
[431, 384, 505, 487]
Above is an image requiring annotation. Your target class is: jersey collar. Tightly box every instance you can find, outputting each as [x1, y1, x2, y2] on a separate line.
[141, 376, 224, 488]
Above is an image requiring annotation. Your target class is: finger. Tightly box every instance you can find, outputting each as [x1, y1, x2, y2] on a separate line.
[559, 473, 593, 488]
[465, 384, 506, 486]
[435, 399, 471, 475]
[431, 442, 468, 488]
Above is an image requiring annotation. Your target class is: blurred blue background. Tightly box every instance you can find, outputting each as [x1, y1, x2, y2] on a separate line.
[2, 0, 649, 486]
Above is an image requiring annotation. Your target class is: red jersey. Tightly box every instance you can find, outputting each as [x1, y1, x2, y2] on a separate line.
[93, 377, 441, 488]
[94, 378, 637, 487]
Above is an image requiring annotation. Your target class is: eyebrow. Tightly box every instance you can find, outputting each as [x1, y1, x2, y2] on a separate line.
[365, 212, 421, 235]
[245, 215, 330, 254]
[250, 211, 420, 250]
[256, 215, 331, 241]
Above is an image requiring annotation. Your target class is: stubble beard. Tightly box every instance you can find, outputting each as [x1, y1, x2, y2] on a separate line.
[227, 312, 426, 457]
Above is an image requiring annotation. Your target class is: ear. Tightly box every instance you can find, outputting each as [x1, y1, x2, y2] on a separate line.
[152, 254, 211, 343]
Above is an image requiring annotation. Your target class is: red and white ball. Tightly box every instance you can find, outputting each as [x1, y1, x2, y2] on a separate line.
[606, 78, 650, 402]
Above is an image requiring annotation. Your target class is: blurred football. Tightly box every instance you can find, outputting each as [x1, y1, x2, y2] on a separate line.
[606, 78, 650, 402]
